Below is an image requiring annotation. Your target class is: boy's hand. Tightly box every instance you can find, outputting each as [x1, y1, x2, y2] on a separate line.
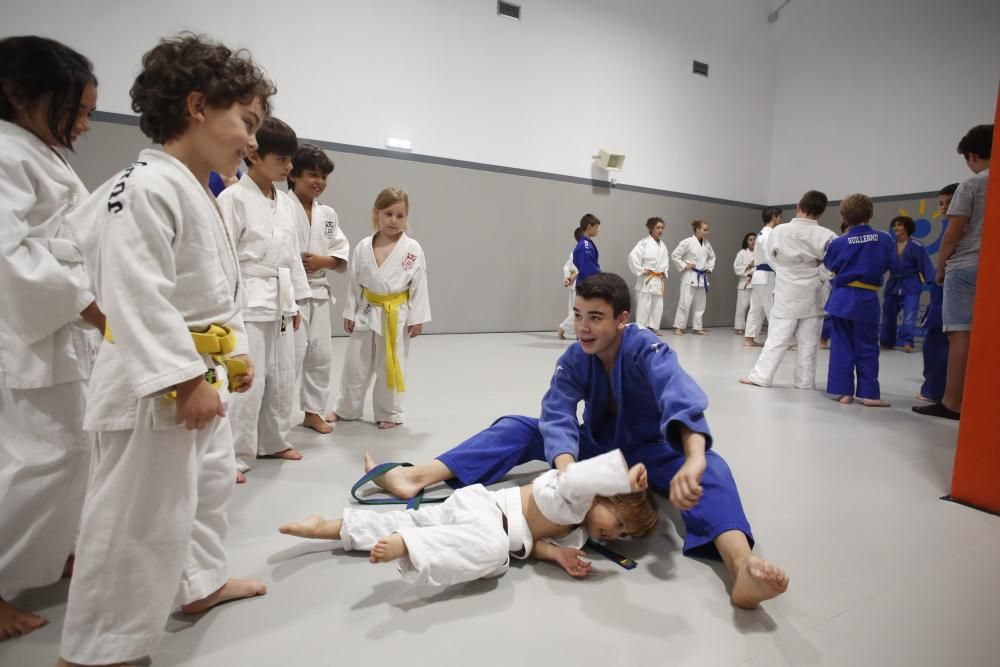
[552, 547, 592, 578]
[292, 311, 302, 331]
[408, 323, 423, 338]
[174, 376, 225, 430]
[301, 252, 333, 273]
[80, 301, 106, 332]
[563, 276, 573, 287]
[628, 463, 648, 492]
[230, 355, 255, 393]
[344, 319, 355, 334]
[669, 453, 706, 510]
[686, 262, 696, 270]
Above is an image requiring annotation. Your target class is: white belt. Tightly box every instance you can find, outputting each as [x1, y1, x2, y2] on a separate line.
[493, 486, 533, 559]
[242, 263, 295, 314]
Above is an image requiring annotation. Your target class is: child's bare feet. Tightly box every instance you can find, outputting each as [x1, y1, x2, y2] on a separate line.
[903, 345, 913, 353]
[235, 470, 246, 484]
[915, 394, 935, 402]
[279, 514, 343, 540]
[819, 340, 830, 349]
[369, 534, 408, 563]
[263, 448, 303, 460]
[303, 412, 332, 434]
[693, 329, 708, 336]
[838, 395, 854, 405]
[735, 329, 744, 335]
[362, 452, 423, 499]
[0, 598, 47, 640]
[324, 410, 339, 423]
[673, 328, 684, 336]
[557, 328, 566, 339]
[377, 421, 400, 430]
[731, 556, 789, 609]
[862, 398, 891, 407]
[738, 377, 764, 387]
[180, 578, 266, 615]
[744, 339, 762, 347]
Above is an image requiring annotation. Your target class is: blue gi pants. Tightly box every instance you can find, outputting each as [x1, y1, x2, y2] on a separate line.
[821, 315, 832, 342]
[880, 292, 920, 347]
[920, 326, 949, 401]
[827, 316, 881, 399]
[437, 415, 754, 557]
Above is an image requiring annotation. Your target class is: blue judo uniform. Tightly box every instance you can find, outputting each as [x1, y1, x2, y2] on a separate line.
[823, 225, 894, 399]
[919, 284, 948, 401]
[879, 238, 935, 348]
[438, 324, 753, 556]
[572, 237, 601, 281]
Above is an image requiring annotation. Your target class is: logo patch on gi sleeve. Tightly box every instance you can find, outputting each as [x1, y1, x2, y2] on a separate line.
[402, 253, 417, 271]
[324, 220, 336, 239]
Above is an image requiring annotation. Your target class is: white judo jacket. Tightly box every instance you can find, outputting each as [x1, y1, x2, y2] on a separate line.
[764, 217, 838, 319]
[74, 149, 249, 431]
[218, 175, 311, 322]
[291, 199, 350, 301]
[733, 249, 755, 290]
[628, 236, 671, 294]
[0, 120, 95, 389]
[671, 235, 716, 287]
[343, 233, 431, 334]
[750, 225, 775, 286]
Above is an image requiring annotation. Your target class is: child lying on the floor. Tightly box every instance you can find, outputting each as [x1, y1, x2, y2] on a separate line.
[279, 450, 656, 586]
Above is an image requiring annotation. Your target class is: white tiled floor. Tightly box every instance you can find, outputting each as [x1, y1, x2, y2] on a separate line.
[3, 330, 998, 666]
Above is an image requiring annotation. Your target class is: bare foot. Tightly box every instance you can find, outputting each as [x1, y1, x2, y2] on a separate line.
[324, 410, 339, 423]
[735, 329, 744, 335]
[838, 395, 854, 405]
[731, 556, 789, 609]
[673, 328, 684, 336]
[915, 394, 935, 403]
[235, 470, 246, 484]
[820, 340, 830, 349]
[369, 534, 408, 563]
[362, 452, 423, 500]
[180, 578, 266, 615]
[903, 345, 913, 353]
[862, 398, 891, 408]
[0, 599, 47, 640]
[376, 421, 400, 430]
[693, 329, 709, 336]
[279, 514, 343, 540]
[744, 339, 762, 347]
[557, 328, 566, 339]
[303, 413, 332, 434]
[738, 377, 764, 387]
[262, 448, 303, 460]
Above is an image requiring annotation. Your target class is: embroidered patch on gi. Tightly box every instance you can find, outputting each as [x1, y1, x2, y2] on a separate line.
[324, 220, 336, 239]
[402, 253, 417, 271]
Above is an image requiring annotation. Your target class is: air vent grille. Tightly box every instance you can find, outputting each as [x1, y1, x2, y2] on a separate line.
[498, 1, 521, 20]
[693, 60, 709, 77]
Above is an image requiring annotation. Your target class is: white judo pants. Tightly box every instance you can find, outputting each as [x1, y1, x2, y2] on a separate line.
[559, 288, 576, 338]
[60, 403, 235, 665]
[341, 485, 509, 587]
[334, 328, 408, 424]
[747, 315, 823, 389]
[0, 381, 91, 598]
[294, 298, 333, 415]
[745, 278, 774, 340]
[673, 284, 707, 331]
[635, 291, 665, 330]
[231, 318, 295, 471]
[734, 289, 752, 331]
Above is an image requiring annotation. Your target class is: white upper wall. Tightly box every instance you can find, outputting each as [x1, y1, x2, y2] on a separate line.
[766, 0, 1000, 205]
[2, 0, 778, 204]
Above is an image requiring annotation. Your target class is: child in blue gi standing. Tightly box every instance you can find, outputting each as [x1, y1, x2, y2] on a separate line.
[823, 194, 894, 407]
[916, 184, 958, 402]
[572, 213, 601, 281]
[879, 215, 935, 352]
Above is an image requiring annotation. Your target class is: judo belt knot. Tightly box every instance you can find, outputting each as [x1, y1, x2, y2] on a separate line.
[693, 268, 710, 292]
[362, 288, 410, 392]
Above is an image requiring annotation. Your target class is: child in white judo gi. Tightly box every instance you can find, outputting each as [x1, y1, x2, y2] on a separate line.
[732, 232, 756, 334]
[58, 34, 270, 667]
[0, 35, 102, 641]
[287, 144, 350, 434]
[672, 219, 716, 335]
[219, 116, 312, 478]
[557, 228, 582, 339]
[740, 191, 837, 390]
[326, 187, 431, 429]
[628, 217, 671, 333]
[280, 451, 656, 585]
[744, 207, 784, 347]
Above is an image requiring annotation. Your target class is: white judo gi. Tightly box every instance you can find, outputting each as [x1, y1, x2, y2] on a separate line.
[628, 236, 671, 330]
[745, 225, 776, 341]
[60, 149, 249, 665]
[671, 235, 716, 331]
[218, 175, 311, 471]
[340, 450, 632, 587]
[733, 248, 755, 331]
[0, 120, 95, 599]
[558, 252, 578, 339]
[333, 233, 430, 424]
[746, 218, 836, 389]
[291, 199, 350, 415]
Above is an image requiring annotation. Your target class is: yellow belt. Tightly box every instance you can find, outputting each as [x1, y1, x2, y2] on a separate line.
[846, 280, 880, 292]
[104, 323, 246, 398]
[644, 271, 666, 295]
[363, 288, 409, 392]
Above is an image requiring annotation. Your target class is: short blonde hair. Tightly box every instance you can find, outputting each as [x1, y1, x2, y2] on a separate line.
[371, 187, 409, 230]
[840, 193, 873, 226]
[595, 490, 658, 538]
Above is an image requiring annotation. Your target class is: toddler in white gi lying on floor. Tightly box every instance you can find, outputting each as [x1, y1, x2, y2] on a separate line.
[279, 450, 656, 585]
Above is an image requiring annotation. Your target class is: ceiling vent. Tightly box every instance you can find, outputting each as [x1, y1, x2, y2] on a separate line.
[693, 60, 709, 77]
[498, 1, 521, 20]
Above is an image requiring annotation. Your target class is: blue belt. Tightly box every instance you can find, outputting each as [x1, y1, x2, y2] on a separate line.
[756, 264, 774, 272]
[693, 268, 710, 292]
